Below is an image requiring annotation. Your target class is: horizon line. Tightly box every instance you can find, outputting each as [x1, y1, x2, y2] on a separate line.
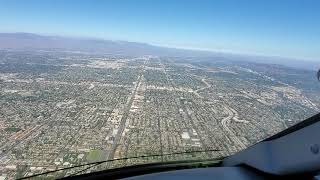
[0, 31, 318, 63]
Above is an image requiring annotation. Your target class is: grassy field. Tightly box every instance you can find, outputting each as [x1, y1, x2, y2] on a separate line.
[86, 150, 106, 162]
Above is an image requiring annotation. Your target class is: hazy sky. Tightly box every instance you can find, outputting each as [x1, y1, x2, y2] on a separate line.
[0, 0, 319, 60]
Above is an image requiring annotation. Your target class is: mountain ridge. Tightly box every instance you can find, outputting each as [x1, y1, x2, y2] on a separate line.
[0, 32, 216, 57]
[0, 32, 317, 70]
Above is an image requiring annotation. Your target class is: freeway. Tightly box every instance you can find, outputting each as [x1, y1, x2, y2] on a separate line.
[194, 78, 211, 99]
[106, 58, 148, 167]
[0, 124, 44, 159]
[221, 106, 246, 150]
[189, 74, 246, 151]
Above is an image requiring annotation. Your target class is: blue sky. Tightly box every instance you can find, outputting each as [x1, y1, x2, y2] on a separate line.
[0, 0, 319, 60]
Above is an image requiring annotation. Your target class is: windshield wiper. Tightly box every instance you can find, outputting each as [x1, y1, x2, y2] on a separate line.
[19, 148, 222, 179]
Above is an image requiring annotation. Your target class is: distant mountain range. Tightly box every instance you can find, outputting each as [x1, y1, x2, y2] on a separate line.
[0, 32, 318, 70]
[0, 32, 216, 57]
